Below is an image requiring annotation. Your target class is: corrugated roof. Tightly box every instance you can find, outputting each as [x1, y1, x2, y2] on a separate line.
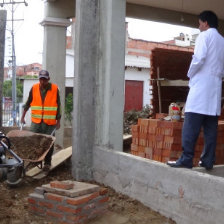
[125, 55, 150, 68]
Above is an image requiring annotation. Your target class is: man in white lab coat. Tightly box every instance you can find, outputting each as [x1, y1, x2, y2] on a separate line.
[167, 11, 224, 169]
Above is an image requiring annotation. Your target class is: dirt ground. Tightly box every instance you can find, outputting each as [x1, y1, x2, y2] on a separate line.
[0, 130, 175, 224]
[0, 160, 176, 224]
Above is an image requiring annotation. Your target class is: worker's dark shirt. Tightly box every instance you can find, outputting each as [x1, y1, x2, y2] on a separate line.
[23, 82, 61, 120]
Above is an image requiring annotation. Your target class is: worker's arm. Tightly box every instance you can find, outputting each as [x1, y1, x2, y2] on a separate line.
[20, 109, 28, 124]
[56, 88, 61, 130]
[20, 88, 33, 124]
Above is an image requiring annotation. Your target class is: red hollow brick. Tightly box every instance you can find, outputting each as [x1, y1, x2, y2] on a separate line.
[149, 119, 159, 128]
[46, 210, 63, 219]
[45, 193, 64, 202]
[28, 198, 36, 204]
[66, 215, 87, 222]
[50, 181, 74, 190]
[131, 125, 139, 132]
[84, 203, 96, 210]
[131, 150, 138, 156]
[29, 205, 45, 214]
[57, 205, 82, 214]
[131, 144, 138, 151]
[66, 192, 99, 206]
[98, 196, 109, 203]
[138, 118, 149, 126]
[39, 201, 54, 209]
[152, 154, 161, 162]
[99, 188, 108, 196]
[138, 151, 146, 158]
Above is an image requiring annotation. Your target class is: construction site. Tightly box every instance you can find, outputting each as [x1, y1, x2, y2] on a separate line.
[1, 0, 224, 224]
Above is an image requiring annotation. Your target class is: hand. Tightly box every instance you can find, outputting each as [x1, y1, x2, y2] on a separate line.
[20, 117, 26, 125]
[56, 120, 61, 130]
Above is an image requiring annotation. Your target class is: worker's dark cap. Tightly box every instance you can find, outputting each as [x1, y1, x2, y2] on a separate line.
[39, 70, 50, 79]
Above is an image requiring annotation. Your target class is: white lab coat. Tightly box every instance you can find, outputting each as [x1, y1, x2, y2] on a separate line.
[185, 28, 224, 116]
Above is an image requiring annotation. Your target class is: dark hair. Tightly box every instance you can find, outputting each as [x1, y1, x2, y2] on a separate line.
[199, 11, 218, 28]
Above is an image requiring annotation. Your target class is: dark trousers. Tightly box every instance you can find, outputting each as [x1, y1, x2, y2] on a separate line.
[178, 112, 218, 168]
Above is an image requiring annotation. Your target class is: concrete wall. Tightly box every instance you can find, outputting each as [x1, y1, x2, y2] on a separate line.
[93, 147, 224, 224]
[22, 79, 39, 126]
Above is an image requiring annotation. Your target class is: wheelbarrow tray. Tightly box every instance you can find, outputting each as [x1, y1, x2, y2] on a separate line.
[6, 130, 56, 163]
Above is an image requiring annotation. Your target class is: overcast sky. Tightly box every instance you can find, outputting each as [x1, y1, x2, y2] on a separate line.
[4, 0, 44, 66]
[3, 0, 199, 66]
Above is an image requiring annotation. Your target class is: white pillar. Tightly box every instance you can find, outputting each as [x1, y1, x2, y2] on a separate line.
[41, 17, 71, 147]
[73, 0, 126, 180]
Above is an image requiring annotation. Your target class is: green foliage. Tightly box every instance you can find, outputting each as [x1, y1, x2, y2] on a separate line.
[21, 75, 38, 79]
[65, 93, 73, 122]
[3, 80, 23, 102]
[59, 91, 152, 133]
[123, 105, 153, 134]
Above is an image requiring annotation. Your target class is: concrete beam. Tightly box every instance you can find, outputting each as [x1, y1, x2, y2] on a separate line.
[44, 0, 75, 18]
[126, 3, 198, 28]
[126, 3, 224, 35]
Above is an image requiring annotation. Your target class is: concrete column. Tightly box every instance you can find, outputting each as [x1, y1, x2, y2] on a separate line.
[96, 0, 126, 150]
[72, 0, 126, 180]
[41, 17, 71, 147]
[72, 0, 99, 181]
[0, 10, 7, 127]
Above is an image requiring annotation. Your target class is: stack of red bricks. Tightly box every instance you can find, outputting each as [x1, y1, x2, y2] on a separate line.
[28, 180, 108, 224]
[131, 118, 224, 166]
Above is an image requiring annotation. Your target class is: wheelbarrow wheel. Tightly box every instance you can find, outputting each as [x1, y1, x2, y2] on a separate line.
[6, 160, 24, 187]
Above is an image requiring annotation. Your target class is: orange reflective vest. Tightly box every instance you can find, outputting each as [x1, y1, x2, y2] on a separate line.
[30, 83, 58, 125]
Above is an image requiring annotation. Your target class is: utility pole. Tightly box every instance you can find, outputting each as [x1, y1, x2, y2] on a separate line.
[0, 0, 28, 126]
[0, 11, 7, 127]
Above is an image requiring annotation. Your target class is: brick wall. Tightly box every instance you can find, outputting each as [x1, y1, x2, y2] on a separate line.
[127, 38, 194, 115]
[127, 38, 193, 59]
[131, 118, 224, 167]
[150, 48, 193, 114]
[28, 180, 108, 224]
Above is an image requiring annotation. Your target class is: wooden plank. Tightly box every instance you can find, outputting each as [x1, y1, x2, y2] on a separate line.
[26, 146, 72, 178]
[160, 80, 189, 86]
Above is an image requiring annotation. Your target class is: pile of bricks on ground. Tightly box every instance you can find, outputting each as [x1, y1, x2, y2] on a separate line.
[131, 117, 224, 167]
[28, 180, 108, 224]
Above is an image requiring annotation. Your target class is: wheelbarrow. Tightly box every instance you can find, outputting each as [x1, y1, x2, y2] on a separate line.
[6, 129, 56, 173]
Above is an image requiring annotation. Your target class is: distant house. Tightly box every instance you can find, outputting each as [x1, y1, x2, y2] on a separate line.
[4, 62, 42, 80]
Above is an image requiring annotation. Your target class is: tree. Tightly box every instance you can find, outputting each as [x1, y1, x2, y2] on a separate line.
[65, 93, 73, 123]
[3, 79, 23, 102]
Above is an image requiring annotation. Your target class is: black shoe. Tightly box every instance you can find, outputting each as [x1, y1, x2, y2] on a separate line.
[198, 161, 213, 170]
[167, 161, 192, 169]
[43, 163, 51, 172]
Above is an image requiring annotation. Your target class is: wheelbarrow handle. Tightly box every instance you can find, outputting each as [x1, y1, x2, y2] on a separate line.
[51, 128, 56, 136]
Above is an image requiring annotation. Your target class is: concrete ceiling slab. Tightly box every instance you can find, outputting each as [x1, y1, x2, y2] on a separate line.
[127, 0, 224, 20]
